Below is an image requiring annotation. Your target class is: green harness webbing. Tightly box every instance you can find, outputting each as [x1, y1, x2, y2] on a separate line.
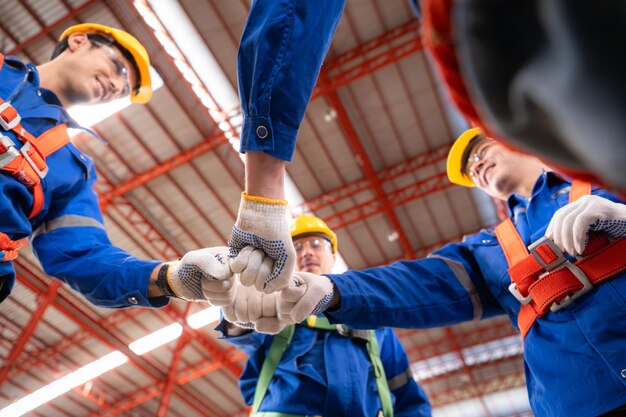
[251, 316, 393, 417]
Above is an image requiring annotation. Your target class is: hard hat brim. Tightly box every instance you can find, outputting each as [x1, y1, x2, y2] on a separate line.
[446, 127, 482, 188]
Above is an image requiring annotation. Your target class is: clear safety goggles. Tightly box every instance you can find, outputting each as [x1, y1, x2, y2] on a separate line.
[294, 238, 332, 254]
[104, 47, 131, 97]
[466, 141, 495, 179]
[93, 39, 132, 98]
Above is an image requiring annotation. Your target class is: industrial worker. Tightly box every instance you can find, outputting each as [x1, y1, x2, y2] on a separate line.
[219, 214, 431, 417]
[230, 0, 626, 289]
[421, 0, 626, 191]
[269, 128, 626, 417]
[0, 24, 235, 307]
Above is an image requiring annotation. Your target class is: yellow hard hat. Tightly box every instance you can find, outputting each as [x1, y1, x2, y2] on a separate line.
[290, 214, 338, 253]
[60, 23, 153, 104]
[446, 127, 483, 188]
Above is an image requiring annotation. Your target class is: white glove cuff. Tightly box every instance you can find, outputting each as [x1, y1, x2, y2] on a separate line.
[235, 193, 288, 231]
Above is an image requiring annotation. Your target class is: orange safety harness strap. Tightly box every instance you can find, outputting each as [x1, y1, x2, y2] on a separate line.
[0, 52, 71, 219]
[495, 180, 626, 338]
[0, 232, 26, 262]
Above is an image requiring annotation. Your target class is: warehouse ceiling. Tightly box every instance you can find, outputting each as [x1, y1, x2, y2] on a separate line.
[0, 1, 530, 416]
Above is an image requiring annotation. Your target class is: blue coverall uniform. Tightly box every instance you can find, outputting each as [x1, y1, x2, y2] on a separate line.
[236, 3, 626, 415]
[218, 318, 432, 417]
[0, 56, 165, 308]
[324, 174, 626, 417]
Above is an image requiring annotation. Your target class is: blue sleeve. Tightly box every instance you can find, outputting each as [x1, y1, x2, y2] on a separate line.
[237, 0, 345, 161]
[216, 318, 272, 405]
[31, 166, 165, 309]
[325, 240, 504, 329]
[377, 329, 431, 417]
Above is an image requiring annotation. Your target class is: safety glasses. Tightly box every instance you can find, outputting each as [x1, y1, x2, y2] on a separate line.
[294, 238, 332, 254]
[466, 141, 495, 179]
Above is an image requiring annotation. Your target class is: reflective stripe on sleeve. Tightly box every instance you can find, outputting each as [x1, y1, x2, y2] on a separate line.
[387, 367, 413, 390]
[32, 214, 105, 241]
[428, 254, 483, 320]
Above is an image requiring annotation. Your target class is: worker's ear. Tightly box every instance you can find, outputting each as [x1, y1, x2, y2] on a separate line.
[67, 33, 90, 52]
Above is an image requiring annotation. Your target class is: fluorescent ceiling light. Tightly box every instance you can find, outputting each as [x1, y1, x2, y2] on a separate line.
[129, 323, 183, 355]
[187, 306, 222, 329]
[145, 0, 238, 113]
[0, 351, 128, 417]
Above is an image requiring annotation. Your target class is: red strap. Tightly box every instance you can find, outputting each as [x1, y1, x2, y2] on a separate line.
[0, 95, 71, 218]
[0, 232, 25, 262]
[495, 218, 528, 266]
[569, 180, 592, 203]
[495, 181, 626, 338]
[518, 236, 626, 337]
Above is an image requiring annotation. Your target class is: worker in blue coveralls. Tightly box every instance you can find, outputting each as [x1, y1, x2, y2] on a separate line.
[265, 129, 626, 417]
[218, 214, 431, 417]
[0, 24, 236, 308]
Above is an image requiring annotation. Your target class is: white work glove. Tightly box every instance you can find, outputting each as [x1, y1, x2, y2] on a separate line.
[222, 278, 286, 334]
[229, 193, 296, 293]
[546, 195, 626, 256]
[278, 271, 336, 324]
[167, 247, 235, 304]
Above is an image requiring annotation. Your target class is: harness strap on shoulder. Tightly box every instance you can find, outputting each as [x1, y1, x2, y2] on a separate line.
[367, 331, 394, 417]
[569, 180, 592, 203]
[257, 317, 394, 417]
[253, 325, 296, 414]
[0, 91, 71, 218]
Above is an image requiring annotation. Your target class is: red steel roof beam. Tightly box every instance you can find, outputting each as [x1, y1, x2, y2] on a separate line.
[13, 263, 215, 417]
[314, 34, 423, 100]
[0, 281, 61, 388]
[93, 351, 248, 417]
[428, 370, 526, 407]
[444, 327, 494, 417]
[156, 308, 191, 417]
[98, 129, 227, 208]
[299, 143, 449, 213]
[324, 19, 420, 72]
[6, 0, 100, 56]
[325, 171, 451, 231]
[326, 91, 415, 258]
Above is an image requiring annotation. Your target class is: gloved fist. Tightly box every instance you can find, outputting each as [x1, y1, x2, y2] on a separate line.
[278, 271, 335, 324]
[546, 195, 626, 256]
[229, 193, 296, 293]
[222, 279, 286, 334]
[168, 247, 235, 303]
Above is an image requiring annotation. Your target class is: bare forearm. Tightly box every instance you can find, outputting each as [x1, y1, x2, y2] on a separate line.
[245, 151, 286, 199]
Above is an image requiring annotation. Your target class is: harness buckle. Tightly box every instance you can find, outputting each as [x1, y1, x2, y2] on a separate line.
[509, 237, 594, 310]
[549, 262, 593, 312]
[528, 237, 593, 312]
[508, 282, 532, 305]
[20, 142, 48, 179]
[528, 236, 567, 271]
[0, 135, 19, 169]
[0, 102, 21, 131]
